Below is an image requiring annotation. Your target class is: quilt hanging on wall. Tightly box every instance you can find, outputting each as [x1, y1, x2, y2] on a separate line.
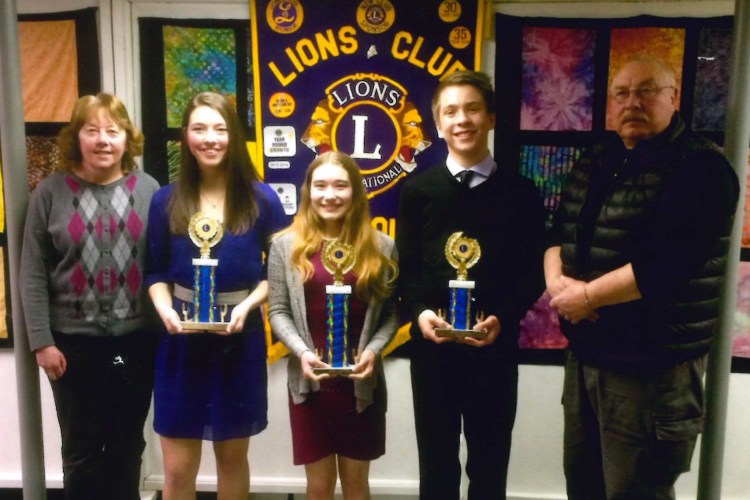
[139, 18, 253, 186]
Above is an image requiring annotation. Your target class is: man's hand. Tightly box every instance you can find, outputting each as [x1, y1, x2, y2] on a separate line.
[546, 274, 569, 299]
[544, 246, 567, 298]
[36, 345, 67, 381]
[460, 314, 501, 347]
[549, 276, 598, 324]
[417, 309, 453, 344]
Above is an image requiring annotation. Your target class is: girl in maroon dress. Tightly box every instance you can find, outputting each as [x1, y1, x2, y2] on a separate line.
[268, 151, 398, 499]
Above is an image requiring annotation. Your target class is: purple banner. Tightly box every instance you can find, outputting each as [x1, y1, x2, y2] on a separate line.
[251, 0, 482, 235]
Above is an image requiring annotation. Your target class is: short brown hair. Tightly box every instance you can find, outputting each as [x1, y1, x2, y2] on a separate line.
[431, 71, 495, 123]
[57, 93, 143, 174]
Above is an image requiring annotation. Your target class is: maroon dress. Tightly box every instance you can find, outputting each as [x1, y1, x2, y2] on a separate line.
[288, 250, 386, 465]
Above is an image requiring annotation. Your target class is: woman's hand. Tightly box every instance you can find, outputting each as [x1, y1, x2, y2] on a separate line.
[225, 302, 251, 334]
[222, 281, 267, 335]
[150, 283, 183, 334]
[155, 303, 183, 334]
[35, 345, 67, 381]
[300, 350, 331, 382]
[348, 349, 377, 380]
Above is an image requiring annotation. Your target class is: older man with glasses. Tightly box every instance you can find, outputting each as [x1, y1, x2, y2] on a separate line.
[544, 56, 739, 499]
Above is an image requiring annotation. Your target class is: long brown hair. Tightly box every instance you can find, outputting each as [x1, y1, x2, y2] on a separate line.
[168, 92, 260, 235]
[281, 151, 397, 301]
[57, 93, 143, 174]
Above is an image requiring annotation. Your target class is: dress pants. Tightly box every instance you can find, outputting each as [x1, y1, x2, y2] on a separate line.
[50, 330, 156, 500]
[410, 342, 518, 500]
[563, 351, 706, 500]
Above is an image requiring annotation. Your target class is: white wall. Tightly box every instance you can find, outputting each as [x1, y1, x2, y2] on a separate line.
[4, 0, 749, 498]
[5, 352, 750, 499]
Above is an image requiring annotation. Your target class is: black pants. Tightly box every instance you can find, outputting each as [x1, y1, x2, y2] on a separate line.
[50, 331, 156, 500]
[563, 352, 705, 500]
[410, 342, 518, 500]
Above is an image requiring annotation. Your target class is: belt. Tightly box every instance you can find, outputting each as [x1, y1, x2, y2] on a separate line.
[173, 283, 250, 305]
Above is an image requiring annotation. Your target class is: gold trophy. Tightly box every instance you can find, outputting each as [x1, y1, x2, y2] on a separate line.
[179, 212, 230, 332]
[313, 239, 359, 376]
[435, 231, 487, 339]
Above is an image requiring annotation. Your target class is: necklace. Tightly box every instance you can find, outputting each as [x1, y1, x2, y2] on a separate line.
[200, 191, 225, 210]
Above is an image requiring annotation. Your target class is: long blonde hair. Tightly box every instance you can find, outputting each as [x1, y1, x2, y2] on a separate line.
[283, 151, 397, 301]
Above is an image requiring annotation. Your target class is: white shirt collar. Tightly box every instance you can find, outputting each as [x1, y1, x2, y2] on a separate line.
[446, 153, 497, 179]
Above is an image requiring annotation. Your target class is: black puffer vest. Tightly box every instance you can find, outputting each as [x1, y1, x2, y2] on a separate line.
[557, 115, 734, 370]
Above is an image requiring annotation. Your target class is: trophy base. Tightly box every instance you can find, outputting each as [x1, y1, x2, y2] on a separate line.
[312, 366, 355, 376]
[435, 327, 488, 340]
[180, 321, 230, 333]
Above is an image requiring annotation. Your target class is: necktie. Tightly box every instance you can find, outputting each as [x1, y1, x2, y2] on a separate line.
[457, 170, 473, 187]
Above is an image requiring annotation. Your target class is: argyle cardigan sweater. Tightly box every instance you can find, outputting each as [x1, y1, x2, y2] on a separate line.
[21, 170, 159, 352]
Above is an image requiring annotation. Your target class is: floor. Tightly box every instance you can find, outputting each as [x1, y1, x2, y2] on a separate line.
[0, 493, 295, 500]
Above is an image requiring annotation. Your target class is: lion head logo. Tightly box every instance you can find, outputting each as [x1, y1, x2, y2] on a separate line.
[300, 97, 430, 174]
[394, 102, 431, 173]
[301, 99, 340, 155]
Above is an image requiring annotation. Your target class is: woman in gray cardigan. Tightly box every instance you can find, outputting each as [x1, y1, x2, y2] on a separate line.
[268, 151, 398, 500]
[21, 94, 159, 499]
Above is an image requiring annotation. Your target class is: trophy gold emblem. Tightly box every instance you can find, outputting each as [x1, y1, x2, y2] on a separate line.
[313, 239, 359, 376]
[179, 212, 230, 332]
[435, 231, 487, 339]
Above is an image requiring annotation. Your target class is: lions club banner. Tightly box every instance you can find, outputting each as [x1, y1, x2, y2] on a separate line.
[250, 0, 484, 234]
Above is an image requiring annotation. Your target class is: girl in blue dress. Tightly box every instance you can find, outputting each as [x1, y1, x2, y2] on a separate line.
[145, 91, 286, 499]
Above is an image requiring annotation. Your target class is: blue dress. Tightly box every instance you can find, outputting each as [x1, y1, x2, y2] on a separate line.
[145, 182, 287, 441]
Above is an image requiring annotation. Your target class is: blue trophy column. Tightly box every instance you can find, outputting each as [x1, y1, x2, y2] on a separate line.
[326, 285, 352, 368]
[193, 257, 218, 322]
[448, 279, 474, 330]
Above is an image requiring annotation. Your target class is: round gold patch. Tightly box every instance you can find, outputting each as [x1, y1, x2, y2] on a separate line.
[269, 92, 296, 118]
[438, 0, 461, 23]
[266, 0, 304, 34]
[356, 0, 396, 34]
[449, 26, 471, 50]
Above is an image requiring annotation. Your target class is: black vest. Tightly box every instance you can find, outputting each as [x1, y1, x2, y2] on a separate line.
[556, 116, 734, 370]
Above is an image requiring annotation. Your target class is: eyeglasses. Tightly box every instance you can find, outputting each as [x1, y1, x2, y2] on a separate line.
[609, 86, 675, 103]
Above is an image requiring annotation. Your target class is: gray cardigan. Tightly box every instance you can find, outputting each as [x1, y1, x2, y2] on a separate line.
[268, 231, 398, 412]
